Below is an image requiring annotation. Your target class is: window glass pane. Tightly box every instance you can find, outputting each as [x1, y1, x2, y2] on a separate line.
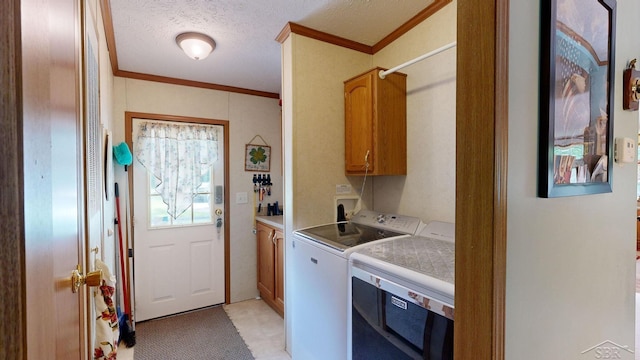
[147, 166, 215, 228]
[150, 175, 161, 195]
[174, 206, 192, 226]
[193, 194, 211, 223]
[197, 168, 212, 193]
[149, 195, 170, 227]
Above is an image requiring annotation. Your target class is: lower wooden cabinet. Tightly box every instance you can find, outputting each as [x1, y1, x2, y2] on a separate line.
[257, 221, 284, 316]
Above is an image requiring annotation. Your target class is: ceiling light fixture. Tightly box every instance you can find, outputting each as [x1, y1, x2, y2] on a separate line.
[175, 32, 216, 60]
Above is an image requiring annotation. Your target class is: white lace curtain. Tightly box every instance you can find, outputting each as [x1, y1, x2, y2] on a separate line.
[135, 121, 219, 219]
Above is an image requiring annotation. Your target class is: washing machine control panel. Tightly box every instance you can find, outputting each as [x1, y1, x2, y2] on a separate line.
[352, 210, 422, 235]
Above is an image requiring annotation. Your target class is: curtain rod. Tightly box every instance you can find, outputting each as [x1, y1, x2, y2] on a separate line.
[379, 41, 457, 79]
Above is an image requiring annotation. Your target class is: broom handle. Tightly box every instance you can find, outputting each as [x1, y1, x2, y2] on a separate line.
[115, 183, 131, 316]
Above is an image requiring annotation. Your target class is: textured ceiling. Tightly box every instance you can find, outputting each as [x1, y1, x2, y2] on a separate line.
[109, 0, 434, 96]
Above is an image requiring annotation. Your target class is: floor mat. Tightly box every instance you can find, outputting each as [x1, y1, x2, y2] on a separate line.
[135, 305, 254, 360]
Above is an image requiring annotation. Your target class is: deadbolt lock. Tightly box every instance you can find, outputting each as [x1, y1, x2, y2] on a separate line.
[71, 265, 102, 293]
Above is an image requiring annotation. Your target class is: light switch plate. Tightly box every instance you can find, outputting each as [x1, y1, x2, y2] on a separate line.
[614, 137, 635, 163]
[236, 192, 248, 204]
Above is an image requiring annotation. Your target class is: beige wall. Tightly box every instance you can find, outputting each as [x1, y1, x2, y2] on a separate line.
[372, 1, 456, 223]
[506, 0, 638, 358]
[111, 78, 282, 303]
[284, 35, 372, 231]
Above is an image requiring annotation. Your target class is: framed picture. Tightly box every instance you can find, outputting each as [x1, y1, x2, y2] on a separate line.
[245, 144, 271, 172]
[538, 0, 616, 197]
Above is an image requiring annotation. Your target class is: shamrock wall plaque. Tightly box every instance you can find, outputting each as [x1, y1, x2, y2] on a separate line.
[245, 144, 271, 172]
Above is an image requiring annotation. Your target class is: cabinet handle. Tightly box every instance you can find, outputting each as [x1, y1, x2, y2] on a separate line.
[310, 257, 318, 264]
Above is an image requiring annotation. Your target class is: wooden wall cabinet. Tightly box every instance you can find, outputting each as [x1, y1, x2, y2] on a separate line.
[256, 221, 284, 316]
[344, 67, 407, 176]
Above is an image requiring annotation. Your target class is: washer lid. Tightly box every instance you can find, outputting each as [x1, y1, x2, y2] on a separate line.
[294, 222, 405, 252]
[353, 235, 455, 286]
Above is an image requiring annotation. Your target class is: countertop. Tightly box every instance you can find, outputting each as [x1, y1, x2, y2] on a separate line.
[256, 215, 283, 229]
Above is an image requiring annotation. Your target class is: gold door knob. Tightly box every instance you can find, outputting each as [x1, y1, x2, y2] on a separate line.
[71, 265, 102, 293]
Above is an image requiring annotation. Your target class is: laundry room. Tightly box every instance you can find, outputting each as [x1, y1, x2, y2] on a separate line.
[105, 0, 460, 357]
[10, 0, 640, 358]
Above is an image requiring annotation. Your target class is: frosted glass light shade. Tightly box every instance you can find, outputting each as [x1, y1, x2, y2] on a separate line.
[176, 32, 216, 60]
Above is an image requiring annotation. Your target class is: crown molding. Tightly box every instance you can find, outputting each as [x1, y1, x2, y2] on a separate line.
[277, 0, 452, 55]
[114, 70, 280, 99]
[372, 0, 452, 53]
[276, 22, 373, 54]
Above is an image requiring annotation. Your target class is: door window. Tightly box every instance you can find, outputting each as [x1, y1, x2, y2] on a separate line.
[148, 167, 214, 228]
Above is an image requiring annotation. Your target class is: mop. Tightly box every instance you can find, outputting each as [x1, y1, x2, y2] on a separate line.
[113, 142, 136, 347]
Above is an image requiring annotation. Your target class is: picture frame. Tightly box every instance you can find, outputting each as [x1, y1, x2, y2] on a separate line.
[245, 144, 271, 172]
[538, 0, 616, 198]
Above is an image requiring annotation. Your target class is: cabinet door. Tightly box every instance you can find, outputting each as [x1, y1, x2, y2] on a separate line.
[345, 72, 374, 173]
[274, 229, 285, 314]
[256, 223, 275, 299]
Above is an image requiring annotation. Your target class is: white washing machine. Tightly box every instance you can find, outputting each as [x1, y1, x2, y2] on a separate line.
[291, 210, 423, 360]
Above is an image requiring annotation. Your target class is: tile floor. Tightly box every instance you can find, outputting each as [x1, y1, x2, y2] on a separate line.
[224, 299, 290, 360]
[115, 298, 289, 360]
[118, 342, 134, 360]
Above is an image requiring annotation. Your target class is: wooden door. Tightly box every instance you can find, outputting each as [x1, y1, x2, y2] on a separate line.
[18, 0, 87, 358]
[257, 222, 275, 300]
[274, 229, 285, 315]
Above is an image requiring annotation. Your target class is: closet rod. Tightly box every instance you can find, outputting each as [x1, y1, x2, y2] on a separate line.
[379, 41, 457, 79]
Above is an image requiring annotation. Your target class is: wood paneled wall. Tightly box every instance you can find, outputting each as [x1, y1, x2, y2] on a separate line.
[0, 0, 26, 357]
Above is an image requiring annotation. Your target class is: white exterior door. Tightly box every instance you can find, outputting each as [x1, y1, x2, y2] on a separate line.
[132, 118, 225, 321]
